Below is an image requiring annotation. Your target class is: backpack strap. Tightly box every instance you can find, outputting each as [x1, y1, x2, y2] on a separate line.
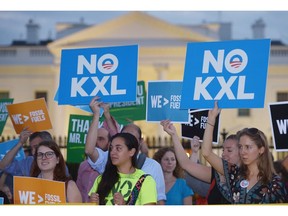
[126, 174, 150, 205]
[136, 153, 146, 169]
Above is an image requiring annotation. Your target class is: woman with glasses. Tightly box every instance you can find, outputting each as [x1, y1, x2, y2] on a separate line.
[30, 141, 82, 203]
[201, 101, 287, 204]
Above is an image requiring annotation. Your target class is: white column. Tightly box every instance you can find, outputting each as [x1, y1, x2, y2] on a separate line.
[153, 63, 169, 147]
[154, 63, 168, 80]
[51, 57, 66, 138]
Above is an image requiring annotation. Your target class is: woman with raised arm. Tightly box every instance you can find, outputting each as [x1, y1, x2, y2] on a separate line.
[201, 101, 287, 204]
[161, 120, 239, 204]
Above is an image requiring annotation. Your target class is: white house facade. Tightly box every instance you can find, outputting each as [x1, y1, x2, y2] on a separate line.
[1, 12, 288, 156]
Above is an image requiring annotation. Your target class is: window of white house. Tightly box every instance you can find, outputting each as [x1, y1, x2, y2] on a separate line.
[277, 92, 288, 102]
[238, 108, 250, 117]
[35, 91, 48, 105]
[0, 91, 9, 99]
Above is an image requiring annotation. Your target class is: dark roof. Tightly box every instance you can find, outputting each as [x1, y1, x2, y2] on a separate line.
[11, 40, 27, 46]
[271, 40, 286, 46]
[9, 39, 286, 47]
[11, 39, 53, 46]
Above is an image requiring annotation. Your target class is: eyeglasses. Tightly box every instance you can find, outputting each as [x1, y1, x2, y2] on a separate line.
[239, 127, 266, 147]
[239, 127, 262, 137]
[36, 151, 55, 160]
[246, 128, 259, 135]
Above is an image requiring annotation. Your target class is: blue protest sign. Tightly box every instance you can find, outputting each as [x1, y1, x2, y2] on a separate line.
[58, 45, 138, 105]
[146, 81, 189, 123]
[181, 39, 270, 109]
[0, 139, 25, 161]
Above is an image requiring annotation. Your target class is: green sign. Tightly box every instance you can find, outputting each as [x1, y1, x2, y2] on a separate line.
[0, 98, 14, 136]
[67, 81, 146, 162]
[66, 114, 92, 163]
[100, 81, 146, 125]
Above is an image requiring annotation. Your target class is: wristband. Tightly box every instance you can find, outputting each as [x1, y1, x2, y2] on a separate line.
[207, 122, 214, 127]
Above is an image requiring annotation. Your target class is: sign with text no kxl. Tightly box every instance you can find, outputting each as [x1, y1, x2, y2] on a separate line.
[58, 45, 138, 105]
[181, 39, 270, 109]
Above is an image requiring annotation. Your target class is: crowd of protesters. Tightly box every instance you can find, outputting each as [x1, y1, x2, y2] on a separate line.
[1, 98, 287, 205]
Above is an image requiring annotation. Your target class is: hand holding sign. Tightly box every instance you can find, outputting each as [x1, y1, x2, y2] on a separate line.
[207, 101, 221, 126]
[160, 120, 177, 137]
[89, 96, 103, 116]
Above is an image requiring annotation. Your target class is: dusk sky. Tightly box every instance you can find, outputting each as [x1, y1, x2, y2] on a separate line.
[1, 11, 288, 45]
[1, 0, 288, 46]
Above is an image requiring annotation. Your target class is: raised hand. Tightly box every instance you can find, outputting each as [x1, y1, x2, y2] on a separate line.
[100, 102, 110, 115]
[160, 120, 176, 136]
[208, 101, 221, 123]
[89, 96, 102, 115]
[19, 127, 32, 146]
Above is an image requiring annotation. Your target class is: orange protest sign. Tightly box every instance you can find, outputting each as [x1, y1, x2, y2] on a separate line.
[14, 176, 66, 204]
[6, 98, 52, 134]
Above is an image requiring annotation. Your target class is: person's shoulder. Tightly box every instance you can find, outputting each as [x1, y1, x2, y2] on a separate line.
[134, 169, 154, 180]
[96, 147, 107, 154]
[77, 160, 90, 172]
[21, 155, 33, 161]
[67, 179, 78, 189]
[142, 158, 162, 173]
[79, 160, 89, 167]
[144, 157, 161, 166]
[135, 169, 155, 183]
[271, 173, 284, 185]
[19, 156, 34, 165]
[26, 156, 34, 161]
[176, 178, 186, 183]
[135, 168, 146, 176]
[176, 178, 191, 186]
